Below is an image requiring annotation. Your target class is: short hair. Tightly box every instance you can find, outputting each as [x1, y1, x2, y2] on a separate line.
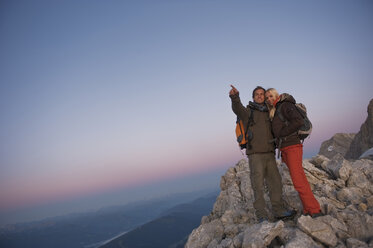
[252, 86, 266, 98]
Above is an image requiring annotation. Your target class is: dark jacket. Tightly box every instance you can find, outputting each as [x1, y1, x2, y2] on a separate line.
[271, 93, 304, 148]
[230, 94, 275, 155]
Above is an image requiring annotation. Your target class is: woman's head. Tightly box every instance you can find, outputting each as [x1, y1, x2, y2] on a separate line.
[265, 88, 279, 106]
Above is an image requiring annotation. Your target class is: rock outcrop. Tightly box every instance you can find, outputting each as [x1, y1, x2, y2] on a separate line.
[185, 156, 373, 248]
[345, 99, 373, 159]
[360, 148, 373, 160]
[318, 133, 355, 160]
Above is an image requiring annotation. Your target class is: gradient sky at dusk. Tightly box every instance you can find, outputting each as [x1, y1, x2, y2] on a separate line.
[1, 0, 372, 226]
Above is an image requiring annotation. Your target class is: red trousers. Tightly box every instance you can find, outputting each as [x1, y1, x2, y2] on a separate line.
[281, 144, 321, 215]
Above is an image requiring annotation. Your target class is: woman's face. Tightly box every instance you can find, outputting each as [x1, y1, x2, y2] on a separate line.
[265, 91, 276, 106]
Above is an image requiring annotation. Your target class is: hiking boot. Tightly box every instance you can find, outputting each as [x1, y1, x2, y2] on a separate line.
[275, 209, 297, 220]
[258, 217, 269, 223]
[307, 212, 323, 218]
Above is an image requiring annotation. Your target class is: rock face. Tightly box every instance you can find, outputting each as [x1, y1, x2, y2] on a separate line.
[185, 155, 373, 248]
[345, 98, 373, 159]
[318, 133, 356, 159]
[360, 147, 373, 160]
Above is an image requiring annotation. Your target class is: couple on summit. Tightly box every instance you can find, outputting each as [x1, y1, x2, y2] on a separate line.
[229, 85, 322, 222]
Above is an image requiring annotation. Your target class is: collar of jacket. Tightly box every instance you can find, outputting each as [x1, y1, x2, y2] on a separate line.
[248, 101, 268, 112]
[273, 97, 281, 107]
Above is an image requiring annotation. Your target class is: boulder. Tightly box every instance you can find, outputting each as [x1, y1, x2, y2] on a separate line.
[324, 154, 352, 181]
[242, 221, 284, 248]
[346, 98, 373, 159]
[185, 219, 224, 248]
[297, 215, 338, 247]
[279, 228, 323, 248]
[319, 133, 356, 159]
[346, 238, 369, 248]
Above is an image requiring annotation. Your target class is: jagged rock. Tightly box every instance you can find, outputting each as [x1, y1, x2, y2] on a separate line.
[346, 98, 373, 159]
[223, 224, 249, 238]
[319, 133, 356, 159]
[335, 242, 348, 248]
[310, 154, 330, 171]
[358, 203, 368, 212]
[214, 238, 234, 248]
[336, 187, 364, 205]
[279, 228, 323, 248]
[325, 154, 352, 181]
[351, 159, 373, 184]
[303, 159, 330, 180]
[337, 206, 373, 240]
[318, 196, 346, 216]
[297, 215, 338, 247]
[206, 239, 219, 248]
[359, 147, 373, 160]
[185, 153, 373, 248]
[241, 221, 284, 248]
[232, 233, 244, 248]
[185, 219, 224, 248]
[347, 169, 373, 195]
[318, 215, 349, 240]
[346, 237, 369, 248]
[367, 196, 373, 208]
[211, 159, 256, 224]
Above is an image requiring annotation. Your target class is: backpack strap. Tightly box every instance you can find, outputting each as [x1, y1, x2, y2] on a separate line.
[275, 103, 288, 126]
[244, 108, 254, 149]
[248, 107, 254, 127]
[274, 103, 285, 157]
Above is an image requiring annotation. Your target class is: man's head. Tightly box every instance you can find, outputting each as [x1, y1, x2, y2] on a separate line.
[252, 86, 266, 104]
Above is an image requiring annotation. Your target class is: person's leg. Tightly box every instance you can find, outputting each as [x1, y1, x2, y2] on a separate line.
[281, 144, 321, 215]
[248, 154, 268, 219]
[263, 153, 286, 216]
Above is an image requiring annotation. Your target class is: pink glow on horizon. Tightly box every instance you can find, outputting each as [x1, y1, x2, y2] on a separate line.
[1, 106, 368, 211]
[0, 141, 238, 211]
[1, 111, 366, 211]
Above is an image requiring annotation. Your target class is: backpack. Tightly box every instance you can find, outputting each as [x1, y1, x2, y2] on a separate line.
[235, 108, 254, 150]
[235, 117, 247, 149]
[276, 102, 312, 141]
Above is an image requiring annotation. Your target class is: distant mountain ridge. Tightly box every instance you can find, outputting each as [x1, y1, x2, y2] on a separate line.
[0, 189, 217, 248]
[101, 192, 218, 248]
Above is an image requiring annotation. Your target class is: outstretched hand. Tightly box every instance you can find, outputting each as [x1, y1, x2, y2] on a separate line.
[229, 85, 239, 96]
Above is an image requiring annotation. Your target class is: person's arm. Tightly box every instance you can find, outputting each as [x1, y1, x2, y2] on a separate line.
[279, 102, 304, 137]
[229, 85, 249, 120]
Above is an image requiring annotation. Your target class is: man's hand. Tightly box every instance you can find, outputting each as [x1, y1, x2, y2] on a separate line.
[229, 85, 239, 96]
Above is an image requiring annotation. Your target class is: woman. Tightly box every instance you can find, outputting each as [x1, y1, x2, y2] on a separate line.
[265, 88, 322, 217]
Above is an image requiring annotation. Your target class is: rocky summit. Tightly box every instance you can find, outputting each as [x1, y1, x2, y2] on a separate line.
[185, 98, 373, 248]
[185, 155, 373, 248]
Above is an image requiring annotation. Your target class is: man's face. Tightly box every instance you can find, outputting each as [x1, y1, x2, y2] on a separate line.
[253, 89, 265, 104]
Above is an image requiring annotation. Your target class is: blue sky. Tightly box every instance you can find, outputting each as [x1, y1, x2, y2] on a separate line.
[0, 0, 372, 226]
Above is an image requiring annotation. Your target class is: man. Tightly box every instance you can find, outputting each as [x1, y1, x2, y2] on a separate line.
[229, 85, 296, 222]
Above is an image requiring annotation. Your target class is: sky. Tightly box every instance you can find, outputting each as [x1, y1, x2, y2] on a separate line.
[0, 0, 372, 226]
